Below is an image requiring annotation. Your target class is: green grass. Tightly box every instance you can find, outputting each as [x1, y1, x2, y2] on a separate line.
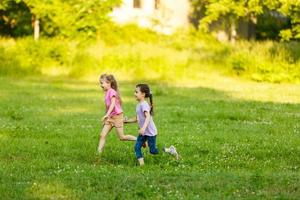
[0, 75, 300, 199]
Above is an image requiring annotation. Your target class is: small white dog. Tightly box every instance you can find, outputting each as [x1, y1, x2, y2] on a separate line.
[163, 145, 179, 160]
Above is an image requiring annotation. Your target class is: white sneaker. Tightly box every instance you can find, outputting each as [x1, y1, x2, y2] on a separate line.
[164, 145, 179, 160]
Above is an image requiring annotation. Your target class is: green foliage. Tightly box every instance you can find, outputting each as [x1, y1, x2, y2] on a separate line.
[0, 0, 32, 37]
[97, 23, 162, 45]
[0, 25, 299, 83]
[1, 0, 298, 41]
[198, 0, 300, 41]
[0, 37, 73, 76]
[227, 41, 300, 82]
[256, 10, 291, 40]
[280, 29, 293, 41]
[32, 0, 120, 38]
[0, 0, 121, 38]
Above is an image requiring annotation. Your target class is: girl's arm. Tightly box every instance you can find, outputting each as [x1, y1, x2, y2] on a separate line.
[124, 115, 137, 123]
[101, 97, 116, 121]
[139, 111, 150, 135]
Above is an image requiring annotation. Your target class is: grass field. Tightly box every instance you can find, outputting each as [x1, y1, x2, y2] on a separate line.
[0, 74, 300, 199]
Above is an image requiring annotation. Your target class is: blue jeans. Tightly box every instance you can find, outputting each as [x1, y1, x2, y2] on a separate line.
[135, 135, 159, 159]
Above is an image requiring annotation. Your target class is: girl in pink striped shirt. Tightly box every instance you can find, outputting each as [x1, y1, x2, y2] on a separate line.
[97, 74, 136, 153]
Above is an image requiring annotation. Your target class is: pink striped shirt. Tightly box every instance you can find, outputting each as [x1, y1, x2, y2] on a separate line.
[105, 88, 122, 116]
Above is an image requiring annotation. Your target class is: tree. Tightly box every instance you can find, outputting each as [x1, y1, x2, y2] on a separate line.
[197, 0, 300, 41]
[0, 0, 32, 37]
[275, 0, 300, 41]
[0, 0, 121, 38]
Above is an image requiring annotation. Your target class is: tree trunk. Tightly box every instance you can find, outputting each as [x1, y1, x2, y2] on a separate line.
[248, 14, 257, 40]
[229, 18, 237, 43]
[34, 18, 39, 40]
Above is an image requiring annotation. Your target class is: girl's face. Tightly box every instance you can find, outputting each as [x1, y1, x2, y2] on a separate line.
[99, 78, 111, 91]
[134, 87, 145, 101]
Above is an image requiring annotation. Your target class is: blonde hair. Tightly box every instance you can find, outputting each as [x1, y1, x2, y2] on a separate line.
[100, 74, 122, 103]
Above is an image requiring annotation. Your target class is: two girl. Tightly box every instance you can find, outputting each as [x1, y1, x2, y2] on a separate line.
[98, 74, 159, 166]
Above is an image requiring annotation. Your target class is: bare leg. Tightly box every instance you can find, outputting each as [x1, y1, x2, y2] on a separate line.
[97, 124, 113, 153]
[115, 127, 137, 141]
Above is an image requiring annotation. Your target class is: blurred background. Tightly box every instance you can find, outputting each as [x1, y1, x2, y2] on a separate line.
[0, 0, 299, 84]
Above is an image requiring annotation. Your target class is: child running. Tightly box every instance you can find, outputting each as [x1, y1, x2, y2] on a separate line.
[97, 74, 136, 153]
[124, 83, 158, 166]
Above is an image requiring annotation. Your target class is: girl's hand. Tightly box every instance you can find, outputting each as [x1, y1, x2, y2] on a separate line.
[123, 116, 128, 123]
[138, 128, 145, 135]
[101, 115, 108, 122]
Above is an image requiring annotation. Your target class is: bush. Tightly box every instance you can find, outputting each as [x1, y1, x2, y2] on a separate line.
[0, 25, 299, 84]
[227, 41, 300, 83]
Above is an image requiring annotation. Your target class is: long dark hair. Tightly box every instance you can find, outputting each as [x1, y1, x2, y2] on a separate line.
[100, 74, 122, 103]
[136, 83, 153, 115]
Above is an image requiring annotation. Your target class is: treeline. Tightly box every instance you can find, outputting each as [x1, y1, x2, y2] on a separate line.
[0, 0, 120, 39]
[0, 0, 299, 41]
[191, 0, 299, 41]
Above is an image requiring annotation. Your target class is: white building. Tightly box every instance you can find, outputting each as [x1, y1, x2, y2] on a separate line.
[110, 0, 190, 34]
